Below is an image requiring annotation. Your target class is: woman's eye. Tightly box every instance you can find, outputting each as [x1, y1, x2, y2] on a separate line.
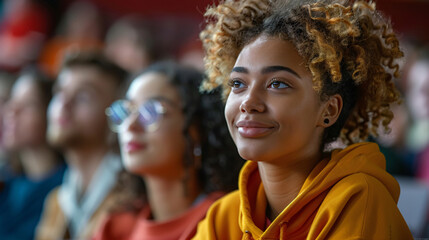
[229, 79, 245, 89]
[269, 80, 289, 89]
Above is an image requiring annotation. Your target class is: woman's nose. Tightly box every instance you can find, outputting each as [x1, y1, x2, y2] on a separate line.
[239, 88, 266, 113]
[123, 112, 145, 133]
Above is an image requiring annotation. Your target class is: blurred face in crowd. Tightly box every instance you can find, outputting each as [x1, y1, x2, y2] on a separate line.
[3, 76, 47, 150]
[0, 80, 12, 148]
[105, 28, 151, 74]
[376, 103, 409, 147]
[116, 72, 186, 179]
[47, 66, 117, 149]
[407, 59, 429, 120]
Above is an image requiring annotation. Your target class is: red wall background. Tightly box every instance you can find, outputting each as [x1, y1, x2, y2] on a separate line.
[85, 0, 428, 42]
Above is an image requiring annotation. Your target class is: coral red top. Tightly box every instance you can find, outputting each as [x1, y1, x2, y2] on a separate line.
[93, 192, 224, 240]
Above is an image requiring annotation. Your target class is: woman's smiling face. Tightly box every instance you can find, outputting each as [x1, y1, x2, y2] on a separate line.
[225, 35, 328, 165]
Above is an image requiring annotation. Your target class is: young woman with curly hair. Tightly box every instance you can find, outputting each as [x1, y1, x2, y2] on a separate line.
[93, 61, 244, 240]
[193, 0, 412, 239]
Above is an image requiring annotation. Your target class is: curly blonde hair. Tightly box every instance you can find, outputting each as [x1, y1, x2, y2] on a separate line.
[200, 0, 403, 146]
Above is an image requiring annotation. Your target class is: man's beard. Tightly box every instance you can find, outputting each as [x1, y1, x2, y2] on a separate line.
[46, 127, 84, 149]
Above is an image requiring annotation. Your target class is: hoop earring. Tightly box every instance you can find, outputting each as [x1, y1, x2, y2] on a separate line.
[193, 145, 202, 157]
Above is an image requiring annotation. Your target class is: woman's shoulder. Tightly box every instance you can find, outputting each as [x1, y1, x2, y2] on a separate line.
[192, 190, 242, 240]
[315, 173, 412, 239]
[328, 172, 396, 199]
[211, 190, 240, 210]
[92, 208, 145, 240]
[201, 190, 241, 225]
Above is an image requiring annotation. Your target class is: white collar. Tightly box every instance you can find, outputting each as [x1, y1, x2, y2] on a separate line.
[58, 152, 122, 238]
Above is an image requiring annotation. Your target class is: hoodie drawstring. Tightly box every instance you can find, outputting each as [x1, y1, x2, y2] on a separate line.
[242, 222, 288, 240]
[243, 230, 253, 240]
[279, 222, 288, 239]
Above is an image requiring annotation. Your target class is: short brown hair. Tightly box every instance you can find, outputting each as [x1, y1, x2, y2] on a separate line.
[60, 50, 128, 87]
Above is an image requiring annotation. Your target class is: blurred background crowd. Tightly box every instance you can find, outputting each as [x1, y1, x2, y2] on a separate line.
[0, 0, 428, 239]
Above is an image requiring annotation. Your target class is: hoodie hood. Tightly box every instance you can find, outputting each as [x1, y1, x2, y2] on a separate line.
[238, 142, 400, 239]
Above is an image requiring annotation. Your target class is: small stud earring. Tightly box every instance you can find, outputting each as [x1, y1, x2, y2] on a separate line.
[324, 118, 330, 124]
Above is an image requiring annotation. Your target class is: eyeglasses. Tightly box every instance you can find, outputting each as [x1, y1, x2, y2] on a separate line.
[105, 99, 167, 133]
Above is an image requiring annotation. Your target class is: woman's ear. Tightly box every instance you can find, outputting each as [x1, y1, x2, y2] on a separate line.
[317, 94, 343, 127]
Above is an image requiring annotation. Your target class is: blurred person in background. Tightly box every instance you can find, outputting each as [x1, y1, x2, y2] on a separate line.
[104, 15, 158, 75]
[0, 72, 16, 183]
[0, 0, 50, 72]
[39, 1, 104, 77]
[177, 36, 205, 72]
[375, 102, 416, 176]
[0, 66, 65, 240]
[35, 51, 127, 240]
[406, 45, 429, 183]
[372, 38, 419, 176]
[93, 61, 244, 240]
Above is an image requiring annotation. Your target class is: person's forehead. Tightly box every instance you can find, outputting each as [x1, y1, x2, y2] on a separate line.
[408, 61, 429, 87]
[127, 72, 180, 102]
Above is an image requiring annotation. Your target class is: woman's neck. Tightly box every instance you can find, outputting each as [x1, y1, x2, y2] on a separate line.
[144, 171, 201, 222]
[258, 152, 321, 221]
[20, 145, 60, 181]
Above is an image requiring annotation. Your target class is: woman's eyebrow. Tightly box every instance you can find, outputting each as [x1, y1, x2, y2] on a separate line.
[231, 66, 248, 73]
[261, 66, 301, 78]
[231, 65, 301, 78]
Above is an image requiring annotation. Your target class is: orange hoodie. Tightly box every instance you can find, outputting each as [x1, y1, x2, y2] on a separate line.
[192, 142, 413, 239]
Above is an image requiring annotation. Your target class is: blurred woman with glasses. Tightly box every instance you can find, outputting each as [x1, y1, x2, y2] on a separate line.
[93, 61, 244, 240]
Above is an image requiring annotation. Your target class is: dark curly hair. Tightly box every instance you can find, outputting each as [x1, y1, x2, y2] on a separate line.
[113, 61, 244, 211]
[200, 0, 403, 148]
[143, 61, 244, 193]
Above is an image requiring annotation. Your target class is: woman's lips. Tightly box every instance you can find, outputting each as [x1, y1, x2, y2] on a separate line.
[236, 120, 275, 138]
[125, 141, 146, 153]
